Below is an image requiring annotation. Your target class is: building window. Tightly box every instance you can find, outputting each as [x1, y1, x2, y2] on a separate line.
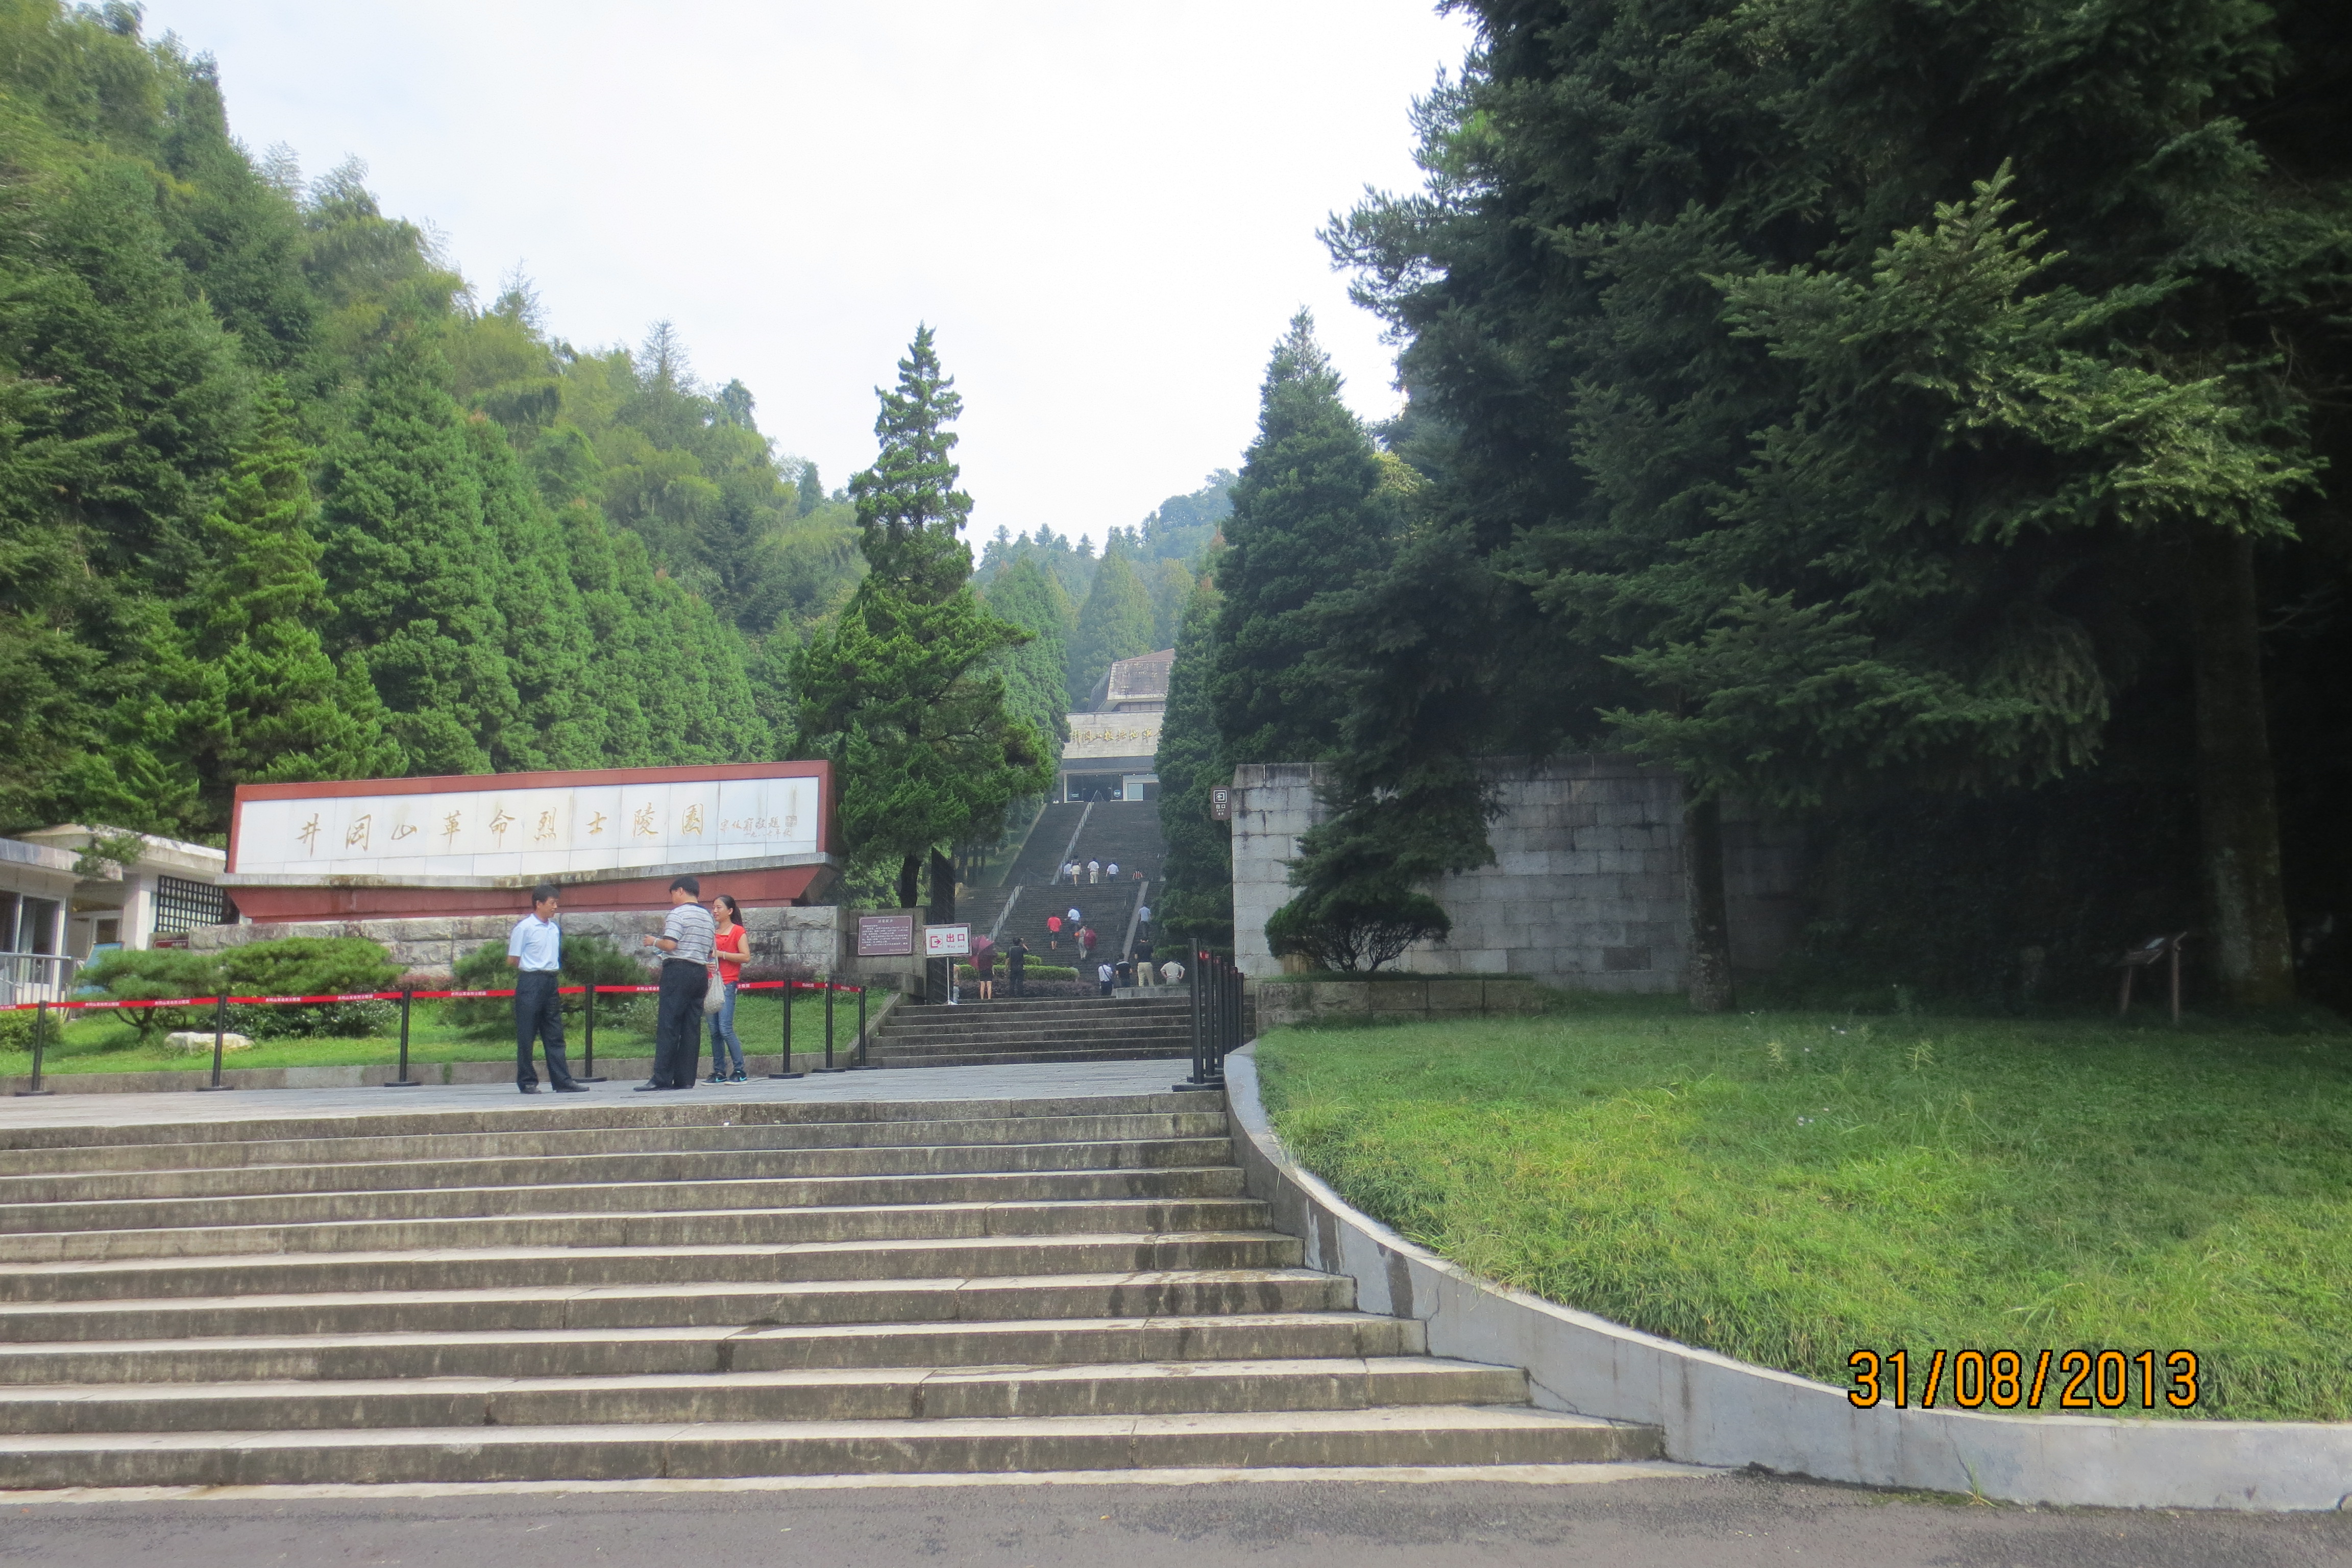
[154, 876, 229, 936]
[16, 896, 59, 954]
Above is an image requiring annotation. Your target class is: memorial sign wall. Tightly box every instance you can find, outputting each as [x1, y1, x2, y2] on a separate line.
[224, 761, 836, 922]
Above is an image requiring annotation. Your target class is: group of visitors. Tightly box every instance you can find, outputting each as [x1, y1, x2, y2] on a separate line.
[1097, 951, 1185, 995]
[1061, 859, 1125, 885]
[506, 870, 1187, 1090]
[505, 873, 756, 1095]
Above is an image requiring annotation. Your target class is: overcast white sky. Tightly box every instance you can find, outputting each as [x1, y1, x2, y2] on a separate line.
[140, 2, 1473, 546]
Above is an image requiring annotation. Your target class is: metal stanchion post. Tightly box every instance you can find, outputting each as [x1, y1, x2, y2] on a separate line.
[771, 979, 804, 1079]
[14, 1001, 54, 1096]
[850, 985, 871, 1068]
[197, 992, 234, 1091]
[813, 981, 843, 1072]
[385, 988, 422, 1087]
[575, 985, 606, 1082]
[1175, 947, 1214, 1092]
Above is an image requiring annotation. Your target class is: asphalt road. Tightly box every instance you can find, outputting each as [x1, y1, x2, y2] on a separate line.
[6, 1473, 2350, 1568]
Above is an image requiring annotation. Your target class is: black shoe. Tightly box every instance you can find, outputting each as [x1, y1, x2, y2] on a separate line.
[552, 1082, 589, 1093]
[730, 1072, 748, 1084]
[519, 1084, 541, 1094]
[634, 1082, 668, 1092]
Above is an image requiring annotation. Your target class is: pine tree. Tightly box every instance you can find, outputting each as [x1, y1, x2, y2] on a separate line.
[1208, 312, 1394, 764]
[983, 558, 1072, 772]
[465, 415, 605, 770]
[316, 344, 520, 776]
[796, 328, 1048, 915]
[847, 325, 971, 605]
[1153, 578, 1233, 948]
[1145, 558, 1193, 652]
[71, 386, 404, 836]
[1066, 545, 1155, 706]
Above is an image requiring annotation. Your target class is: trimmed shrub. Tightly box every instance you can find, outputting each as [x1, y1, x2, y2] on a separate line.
[446, 932, 650, 1033]
[80, 938, 402, 1040]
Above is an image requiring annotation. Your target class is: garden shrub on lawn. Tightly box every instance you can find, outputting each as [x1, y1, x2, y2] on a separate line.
[1256, 1004, 2352, 1422]
[446, 933, 650, 1032]
[80, 939, 401, 1039]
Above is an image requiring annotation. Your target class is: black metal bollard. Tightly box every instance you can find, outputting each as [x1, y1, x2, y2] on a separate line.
[849, 985, 871, 1069]
[770, 979, 804, 1079]
[575, 985, 606, 1083]
[385, 988, 422, 1088]
[813, 982, 843, 1073]
[1175, 947, 1215, 1093]
[197, 992, 234, 1092]
[14, 1000, 54, 1097]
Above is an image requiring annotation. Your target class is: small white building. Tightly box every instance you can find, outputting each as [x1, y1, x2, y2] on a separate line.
[0, 836, 81, 1003]
[9, 825, 231, 967]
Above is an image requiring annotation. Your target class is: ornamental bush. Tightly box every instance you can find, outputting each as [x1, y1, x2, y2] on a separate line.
[446, 931, 648, 1032]
[80, 938, 401, 1040]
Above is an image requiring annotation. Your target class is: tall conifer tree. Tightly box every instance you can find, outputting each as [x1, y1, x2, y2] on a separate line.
[1065, 545, 1154, 706]
[317, 344, 519, 776]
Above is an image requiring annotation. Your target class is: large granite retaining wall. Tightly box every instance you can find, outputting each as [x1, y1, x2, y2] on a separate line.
[1229, 757, 1803, 990]
[190, 905, 849, 982]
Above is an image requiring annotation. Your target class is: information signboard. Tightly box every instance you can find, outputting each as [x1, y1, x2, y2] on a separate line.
[923, 923, 971, 958]
[1209, 786, 1233, 821]
[856, 913, 916, 958]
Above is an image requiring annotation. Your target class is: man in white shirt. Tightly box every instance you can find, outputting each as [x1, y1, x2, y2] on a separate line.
[1097, 960, 1115, 996]
[507, 884, 585, 1094]
[1087, 859, 1100, 884]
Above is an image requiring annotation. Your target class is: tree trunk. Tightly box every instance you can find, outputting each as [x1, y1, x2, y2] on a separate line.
[1683, 792, 1735, 1013]
[2186, 528, 2295, 1008]
[896, 855, 921, 914]
[927, 848, 957, 927]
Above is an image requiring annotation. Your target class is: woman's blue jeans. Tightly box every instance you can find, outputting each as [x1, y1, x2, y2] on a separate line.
[708, 981, 744, 1075]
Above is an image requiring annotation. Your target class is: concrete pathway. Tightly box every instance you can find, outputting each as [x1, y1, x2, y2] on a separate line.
[4, 1472, 2347, 1566]
[0, 1059, 1192, 1132]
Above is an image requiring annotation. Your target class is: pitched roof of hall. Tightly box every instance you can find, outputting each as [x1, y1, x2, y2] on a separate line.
[1089, 648, 1175, 712]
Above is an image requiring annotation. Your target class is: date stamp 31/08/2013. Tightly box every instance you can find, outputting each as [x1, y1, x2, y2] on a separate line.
[1847, 1349, 2201, 1411]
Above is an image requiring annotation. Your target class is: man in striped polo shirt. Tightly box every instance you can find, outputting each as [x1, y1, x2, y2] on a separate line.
[640, 875, 714, 1090]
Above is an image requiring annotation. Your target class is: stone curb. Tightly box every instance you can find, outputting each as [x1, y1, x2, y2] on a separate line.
[1221, 1045, 2352, 1512]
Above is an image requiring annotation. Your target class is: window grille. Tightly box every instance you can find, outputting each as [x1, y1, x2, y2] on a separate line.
[153, 876, 229, 936]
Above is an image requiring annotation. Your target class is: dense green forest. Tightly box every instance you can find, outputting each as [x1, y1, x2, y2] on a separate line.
[1161, 0, 2352, 1009]
[0, 0, 863, 841]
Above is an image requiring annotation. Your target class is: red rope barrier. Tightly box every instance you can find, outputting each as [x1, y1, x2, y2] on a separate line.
[3, 976, 866, 1011]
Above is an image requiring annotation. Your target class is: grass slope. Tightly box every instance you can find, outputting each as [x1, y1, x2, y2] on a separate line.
[1256, 1000, 2352, 1422]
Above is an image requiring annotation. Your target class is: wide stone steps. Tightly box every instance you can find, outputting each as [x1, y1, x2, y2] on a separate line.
[0, 1267, 1359, 1343]
[0, 1406, 1653, 1488]
[0, 1196, 1272, 1264]
[0, 1357, 1526, 1433]
[0, 1135, 1236, 1208]
[0, 1090, 1663, 1486]
[0, 1111, 1233, 1177]
[0, 1313, 1429, 1385]
[866, 998, 1200, 1069]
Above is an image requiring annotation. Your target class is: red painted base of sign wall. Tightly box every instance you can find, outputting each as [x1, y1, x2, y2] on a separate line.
[229, 863, 830, 923]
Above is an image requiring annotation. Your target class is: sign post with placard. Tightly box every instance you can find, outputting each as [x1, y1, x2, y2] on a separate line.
[923, 924, 971, 958]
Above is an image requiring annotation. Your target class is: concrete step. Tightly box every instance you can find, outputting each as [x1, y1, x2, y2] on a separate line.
[0, 1231, 1307, 1304]
[1, 1166, 1244, 1239]
[867, 1049, 1195, 1069]
[0, 1358, 1527, 1433]
[0, 1267, 1357, 1341]
[0, 1092, 1213, 1154]
[876, 1026, 1193, 1045]
[0, 1405, 1662, 1487]
[0, 1111, 1231, 1179]
[0, 1313, 1429, 1385]
[0, 1142, 1251, 1213]
[0, 1196, 1273, 1264]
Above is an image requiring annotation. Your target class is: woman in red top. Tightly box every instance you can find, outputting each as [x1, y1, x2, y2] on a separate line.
[1045, 913, 1063, 951]
[707, 893, 749, 1083]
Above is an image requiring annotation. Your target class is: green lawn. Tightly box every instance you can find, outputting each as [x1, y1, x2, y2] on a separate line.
[1255, 999, 2352, 1422]
[2, 991, 863, 1076]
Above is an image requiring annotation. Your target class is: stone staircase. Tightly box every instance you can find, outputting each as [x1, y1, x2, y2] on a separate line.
[0, 1095, 1659, 1487]
[864, 995, 1197, 1069]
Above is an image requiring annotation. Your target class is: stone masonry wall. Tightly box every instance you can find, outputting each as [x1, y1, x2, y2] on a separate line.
[190, 905, 849, 983]
[1229, 758, 1802, 991]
